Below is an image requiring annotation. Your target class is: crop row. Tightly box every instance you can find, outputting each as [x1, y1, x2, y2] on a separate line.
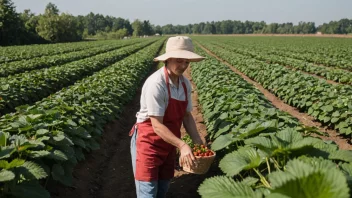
[0, 39, 158, 115]
[190, 46, 352, 198]
[0, 40, 119, 63]
[0, 39, 142, 77]
[0, 39, 164, 198]
[197, 40, 352, 137]
[209, 41, 352, 84]
[205, 36, 352, 69]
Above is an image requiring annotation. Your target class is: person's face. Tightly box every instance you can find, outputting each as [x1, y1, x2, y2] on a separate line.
[166, 58, 190, 76]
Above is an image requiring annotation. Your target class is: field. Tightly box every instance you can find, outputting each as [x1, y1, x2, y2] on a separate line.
[1, 36, 352, 198]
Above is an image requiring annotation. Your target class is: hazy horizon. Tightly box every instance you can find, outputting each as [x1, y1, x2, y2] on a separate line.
[12, 0, 352, 26]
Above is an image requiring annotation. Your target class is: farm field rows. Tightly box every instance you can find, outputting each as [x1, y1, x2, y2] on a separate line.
[189, 44, 352, 197]
[0, 40, 127, 63]
[1, 36, 352, 198]
[0, 39, 158, 115]
[0, 38, 165, 197]
[195, 37, 352, 137]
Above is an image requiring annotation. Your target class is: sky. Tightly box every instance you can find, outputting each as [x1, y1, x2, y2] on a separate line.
[12, 0, 352, 26]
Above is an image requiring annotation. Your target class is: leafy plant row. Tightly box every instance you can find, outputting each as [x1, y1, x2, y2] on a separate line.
[0, 39, 164, 198]
[0, 39, 158, 115]
[190, 46, 352, 198]
[0, 40, 116, 64]
[201, 36, 352, 70]
[211, 41, 352, 84]
[0, 39, 143, 77]
[197, 41, 352, 137]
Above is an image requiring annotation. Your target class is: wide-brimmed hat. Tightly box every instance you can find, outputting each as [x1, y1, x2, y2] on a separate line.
[154, 36, 205, 62]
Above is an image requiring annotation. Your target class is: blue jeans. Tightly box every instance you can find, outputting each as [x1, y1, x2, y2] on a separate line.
[130, 127, 171, 198]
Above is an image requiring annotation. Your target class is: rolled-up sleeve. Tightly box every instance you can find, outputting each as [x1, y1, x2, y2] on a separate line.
[146, 82, 167, 116]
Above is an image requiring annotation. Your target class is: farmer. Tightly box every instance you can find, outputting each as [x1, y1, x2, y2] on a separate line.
[130, 36, 205, 198]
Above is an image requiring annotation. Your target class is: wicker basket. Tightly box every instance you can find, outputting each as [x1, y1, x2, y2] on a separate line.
[182, 151, 216, 174]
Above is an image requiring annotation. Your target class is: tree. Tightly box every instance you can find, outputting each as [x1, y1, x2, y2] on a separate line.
[142, 20, 153, 35]
[115, 28, 128, 38]
[36, 3, 61, 42]
[37, 3, 83, 42]
[131, 19, 143, 37]
[192, 24, 201, 34]
[0, 0, 25, 45]
[162, 24, 174, 34]
[153, 25, 162, 35]
[45, 2, 59, 16]
[202, 22, 215, 34]
[220, 20, 233, 34]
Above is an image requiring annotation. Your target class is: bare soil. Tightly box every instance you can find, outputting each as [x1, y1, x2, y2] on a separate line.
[197, 42, 352, 150]
[48, 64, 215, 198]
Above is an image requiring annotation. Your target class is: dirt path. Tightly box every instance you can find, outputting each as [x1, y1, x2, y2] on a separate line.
[49, 64, 215, 198]
[197, 42, 352, 150]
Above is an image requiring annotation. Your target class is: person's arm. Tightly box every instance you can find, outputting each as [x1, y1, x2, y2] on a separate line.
[183, 112, 205, 145]
[150, 116, 196, 168]
[183, 78, 205, 145]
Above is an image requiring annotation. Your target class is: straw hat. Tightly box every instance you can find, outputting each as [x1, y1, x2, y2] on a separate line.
[154, 36, 205, 62]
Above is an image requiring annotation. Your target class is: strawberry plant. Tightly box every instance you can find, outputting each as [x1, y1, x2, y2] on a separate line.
[0, 39, 165, 198]
[189, 44, 352, 197]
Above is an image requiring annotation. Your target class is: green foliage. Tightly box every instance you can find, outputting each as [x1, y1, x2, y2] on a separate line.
[198, 176, 259, 198]
[0, 38, 165, 197]
[191, 39, 352, 197]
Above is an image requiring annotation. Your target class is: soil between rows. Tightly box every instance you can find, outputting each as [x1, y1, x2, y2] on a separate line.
[197, 42, 352, 150]
[48, 64, 214, 198]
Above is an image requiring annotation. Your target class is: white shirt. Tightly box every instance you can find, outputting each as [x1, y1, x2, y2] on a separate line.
[136, 67, 192, 123]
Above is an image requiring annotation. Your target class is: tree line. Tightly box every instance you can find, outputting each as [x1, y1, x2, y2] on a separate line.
[1, 0, 352, 46]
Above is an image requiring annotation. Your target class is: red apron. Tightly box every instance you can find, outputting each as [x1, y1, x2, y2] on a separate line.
[130, 66, 188, 181]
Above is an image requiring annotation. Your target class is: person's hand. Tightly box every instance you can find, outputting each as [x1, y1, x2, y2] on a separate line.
[179, 142, 197, 168]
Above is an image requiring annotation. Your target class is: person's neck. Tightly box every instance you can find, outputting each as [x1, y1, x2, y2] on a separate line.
[166, 68, 180, 87]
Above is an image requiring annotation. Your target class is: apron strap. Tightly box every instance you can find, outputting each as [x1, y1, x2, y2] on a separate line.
[163, 67, 171, 100]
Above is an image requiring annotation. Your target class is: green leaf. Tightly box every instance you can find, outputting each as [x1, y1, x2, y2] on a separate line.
[0, 160, 8, 168]
[0, 169, 15, 182]
[27, 114, 42, 121]
[322, 105, 334, 113]
[53, 133, 65, 142]
[8, 158, 25, 168]
[211, 134, 235, 151]
[48, 150, 68, 161]
[332, 111, 340, 117]
[239, 122, 267, 139]
[329, 150, 352, 162]
[36, 129, 49, 136]
[198, 176, 259, 198]
[18, 161, 48, 180]
[0, 147, 15, 159]
[268, 159, 349, 198]
[331, 117, 339, 124]
[2, 84, 9, 91]
[28, 150, 51, 158]
[67, 119, 77, 126]
[240, 177, 259, 187]
[214, 121, 231, 138]
[220, 147, 263, 176]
